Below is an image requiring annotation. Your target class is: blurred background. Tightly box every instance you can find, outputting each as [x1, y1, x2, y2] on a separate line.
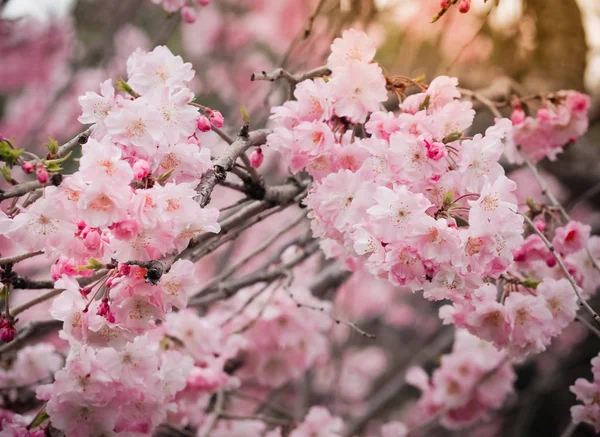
[2, 0, 600, 435]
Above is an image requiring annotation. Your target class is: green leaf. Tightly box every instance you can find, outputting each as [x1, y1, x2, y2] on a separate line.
[44, 162, 63, 172]
[0, 165, 13, 183]
[116, 78, 140, 98]
[240, 105, 250, 125]
[443, 131, 463, 144]
[28, 408, 49, 429]
[74, 258, 104, 271]
[418, 94, 431, 111]
[526, 197, 536, 211]
[156, 169, 174, 185]
[44, 137, 59, 155]
[0, 141, 24, 167]
[442, 189, 455, 208]
[521, 278, 542, 289]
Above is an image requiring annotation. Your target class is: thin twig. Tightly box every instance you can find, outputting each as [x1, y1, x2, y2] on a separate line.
[194, 211, 307, 297]
[576, 315, 600, 339]
[520, 211, 600, 326]
[197, 390, 225, 437]
[10, 288, 64, 317]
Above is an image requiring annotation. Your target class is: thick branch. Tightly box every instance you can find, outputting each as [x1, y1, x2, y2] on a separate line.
[0, 180, 44, 202]
[194, 128, 270, 207]
[0, 251, 44, 266]
[250, 66, 332, 86]
[57, 126, 93, 159]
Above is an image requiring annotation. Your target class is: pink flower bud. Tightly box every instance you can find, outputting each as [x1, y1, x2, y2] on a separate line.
[458, 0, 470, 13]
[536, 107, 550, 122]
[197, 115, 211, 132]
[510, 107, 526, 125]
[97, 298, 110, 317]
[181, 6, 197, 23]
[0, 323, 16, 343]
[209, 110, 224, 128]
[133, 159, 150, 180]
[425, 140, 447, 161]
[77, 221, 87, 231]
[84, 229, 101, 251]
[22, 161, 34, 174]
[195, 0, 210, 5]
[249, 148, 264, 168]
[439, 0, 450, 7]
[36, 166, 49, 184]
[118, 263, 132, 276]
[534, 219, 546, 232]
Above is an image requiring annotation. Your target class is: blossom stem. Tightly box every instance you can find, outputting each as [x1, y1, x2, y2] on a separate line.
[520, 211, 600, 326]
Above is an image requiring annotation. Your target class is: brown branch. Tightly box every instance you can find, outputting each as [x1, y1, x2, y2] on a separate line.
[189, 241, 319, 306]
[0, 251, 44, 266]
[194, 128, 270, 207]
[57, 126, 93, 159]
[10, 288, 64, 318]
[0, 180, 44, 202]
[308, 262, 352, 297]
[251, 65, 332, 86]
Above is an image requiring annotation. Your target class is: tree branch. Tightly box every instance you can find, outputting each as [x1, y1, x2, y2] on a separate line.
[194, 128, 270, 207]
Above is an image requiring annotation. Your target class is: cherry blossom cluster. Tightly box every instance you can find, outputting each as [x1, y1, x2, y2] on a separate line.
[505, 91, 591, 164]
[160, 309, 243, 429]
[406, 329, 515, 429]
[1, 45, 222, 436]
[36, 336, 193, 437]
[267, 30, 530, 350]
[571, 352, 600, 432]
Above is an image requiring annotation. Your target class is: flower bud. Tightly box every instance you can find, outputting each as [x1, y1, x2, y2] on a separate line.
[118, 263, 132, 276]
[36, 166, 49, 184]
[0, 323, 16, 343]
[510, 107, 526, 125]
[133, 159, 150, 180]
[209, 110, 224, 128]
[458, 0, 470, 13]
[181, 6, 197, 23]
[84, 229, 102, 251]
[197, 116, 211, 132]
[425, 140, 447, 161]
[22, 161, 34, 174]
[195, 0, 210, 5]
[249, 148, 264, 168]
